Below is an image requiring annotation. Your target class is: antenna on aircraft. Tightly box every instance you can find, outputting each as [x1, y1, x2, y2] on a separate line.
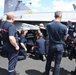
[73, 4, 76, 11]
[29, 2, 32, 5]
[18, 0, 22, 2]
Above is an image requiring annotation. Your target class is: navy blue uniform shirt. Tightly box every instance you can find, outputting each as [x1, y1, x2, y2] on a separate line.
[67, 24, 74, 39]
[1, 21, 19, 48]
[47, 21, 68, 46]
[20, 35, 27, 49]
[36, 38, 46, 54]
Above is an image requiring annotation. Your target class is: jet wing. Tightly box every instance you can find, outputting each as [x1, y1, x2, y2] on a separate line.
[0, 11, 76, 24]
[14, 11, 76, 24]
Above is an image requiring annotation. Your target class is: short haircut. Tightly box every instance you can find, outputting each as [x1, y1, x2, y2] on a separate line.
[67, 20, 72, 24]
[21, 30, 25, 35]
[54, 11, 62, 18]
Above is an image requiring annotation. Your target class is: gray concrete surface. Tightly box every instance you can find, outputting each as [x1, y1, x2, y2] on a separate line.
[0, 54, 75, 75]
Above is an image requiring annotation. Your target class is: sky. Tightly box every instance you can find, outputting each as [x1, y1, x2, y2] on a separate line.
[0, 0, 76, 15]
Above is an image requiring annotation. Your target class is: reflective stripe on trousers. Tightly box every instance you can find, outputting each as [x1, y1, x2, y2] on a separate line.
[8, 48, 19, 75]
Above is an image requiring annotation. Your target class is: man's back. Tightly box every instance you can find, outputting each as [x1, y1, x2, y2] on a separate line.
[1, 21, 19, 48]
[20, 35, 27, 49]
[36, 38, 46, 54]
[44, 11, 69, 75]
[1, 21, 13, 43]
[1, 12, 20, 75]
[47, 21, 67, 45]
[67, 24, 74, 39]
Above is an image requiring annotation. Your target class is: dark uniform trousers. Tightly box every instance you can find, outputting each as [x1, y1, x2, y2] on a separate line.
[3, 44, 19, 75]
[1, 21, 19, 75]
[8, 48, 19, 75]
[18, 49, 26, 60]
[45, 44, 64, 75]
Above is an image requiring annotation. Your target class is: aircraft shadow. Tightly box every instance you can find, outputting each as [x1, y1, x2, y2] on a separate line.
[51, 67, 71, 75]
[28, 54, 40, 60]
[60, 68, 71, 75]
[25, 67, 71, 75]
[25, 69, 43, 75]
[0, 67, 8, 75]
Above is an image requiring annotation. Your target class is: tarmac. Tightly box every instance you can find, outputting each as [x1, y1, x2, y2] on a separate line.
[0, 53, 76, 75]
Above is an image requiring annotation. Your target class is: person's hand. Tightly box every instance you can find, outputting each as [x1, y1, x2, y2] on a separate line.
[2, 15, 7, 21]
[24, 48, 27, 51]
[15, 45, 19, 50]
[32, 46, 34, 50]
[67, 34, 69, 37]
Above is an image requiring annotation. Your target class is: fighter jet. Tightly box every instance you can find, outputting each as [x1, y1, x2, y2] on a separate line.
[1, 0, 76, 31]
[73, 4, 76, 11]
[1, 0, 41, 30]
[4, 0, 32, 14]
[3, 0, 52, 24]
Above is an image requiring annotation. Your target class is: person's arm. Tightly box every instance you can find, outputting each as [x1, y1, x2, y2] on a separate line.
[20, 43, 27, 51]
[9, 36, 19, 50]
[63, 27, 69, 41]
[63, 34, 69, 41]
[9, 25, 19, 50]
[31, 40, 38, 50]
[2, 15, 7, 21]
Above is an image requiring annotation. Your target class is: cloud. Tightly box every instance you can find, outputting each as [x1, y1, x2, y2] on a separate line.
[26, 0, 76, 12]
[41, 7, 51, 11]
[0, 0, 4, 9]
[31, 7, 52, 12]
[52, 0, 76, 11]
[26, 0, 42, 8]
[0, 0, 4, 15]
[26, 0, 52, 12]
[31, 9, 39, 12]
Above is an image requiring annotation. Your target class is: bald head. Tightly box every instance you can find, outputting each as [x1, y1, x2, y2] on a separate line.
[7, 12, 15, 22]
